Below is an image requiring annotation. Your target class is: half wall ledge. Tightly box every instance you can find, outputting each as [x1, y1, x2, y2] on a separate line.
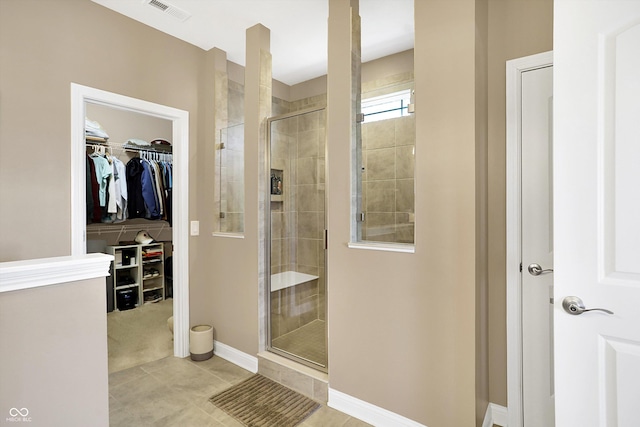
[0, 253, 114, 293]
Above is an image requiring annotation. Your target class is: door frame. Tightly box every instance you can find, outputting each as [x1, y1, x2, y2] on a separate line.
[506, 51, 553, 427]
[70, 83, 190, 358]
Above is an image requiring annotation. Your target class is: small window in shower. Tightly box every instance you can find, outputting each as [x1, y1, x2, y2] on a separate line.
[354, 79, 415, 246]
[361, 89, 412, 123]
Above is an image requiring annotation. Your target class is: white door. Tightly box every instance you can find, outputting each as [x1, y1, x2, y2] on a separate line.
[521, 65, 554, 426]
[554, 1, 640, 426]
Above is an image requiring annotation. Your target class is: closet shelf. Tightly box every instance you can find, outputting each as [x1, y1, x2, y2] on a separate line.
[86, 138, 172, 153]
[86, 136, 109, 143]
[115, 283, 138, 291]
[106, 243, 165, 312]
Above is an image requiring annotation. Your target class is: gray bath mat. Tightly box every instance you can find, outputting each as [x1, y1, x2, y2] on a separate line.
[209, 374, 320, 427]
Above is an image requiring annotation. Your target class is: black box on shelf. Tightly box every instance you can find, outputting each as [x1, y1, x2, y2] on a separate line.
[116, 288, 138, 310]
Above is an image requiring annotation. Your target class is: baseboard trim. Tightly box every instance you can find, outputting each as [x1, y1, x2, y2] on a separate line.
[213, 340, 258, 373]
[328, 388, 425, 427]
[211, 344, 505, 427]
[482, 403, 508, 427]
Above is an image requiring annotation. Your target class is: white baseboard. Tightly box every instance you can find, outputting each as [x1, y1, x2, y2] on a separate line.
[213, 340, 258, 373]
[212, 345, 504, 427]
[482, 403, 508, 427]
[328, 388, 425, 427]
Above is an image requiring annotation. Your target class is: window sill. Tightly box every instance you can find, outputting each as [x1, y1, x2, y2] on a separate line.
[212, 232, 244, 239]
[347, 242, 415, 254]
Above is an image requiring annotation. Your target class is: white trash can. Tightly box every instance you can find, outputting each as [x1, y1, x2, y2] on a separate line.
[190, 325, 213, 361]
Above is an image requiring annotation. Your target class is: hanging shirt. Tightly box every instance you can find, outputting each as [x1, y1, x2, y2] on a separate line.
[86, 155, 94, 224]
[126, 158, 146, 218]
[140, 159, 160, 219]
[91, 155, 112, 207]
[107, 158, 118, 214]
[87, 155, 102, 223]
[151, 160, 165, 217]
[112, 158, 128, 221]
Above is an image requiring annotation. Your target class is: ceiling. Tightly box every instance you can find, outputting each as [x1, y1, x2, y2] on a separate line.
[91, 0, 414, 86]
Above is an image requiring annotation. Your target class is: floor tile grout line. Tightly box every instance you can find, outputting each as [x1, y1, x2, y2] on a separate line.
[186, 358, 244, 387]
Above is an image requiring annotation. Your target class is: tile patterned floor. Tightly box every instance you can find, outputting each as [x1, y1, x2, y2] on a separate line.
[271, 320, 327, 367]
[109, 355, 371, 427]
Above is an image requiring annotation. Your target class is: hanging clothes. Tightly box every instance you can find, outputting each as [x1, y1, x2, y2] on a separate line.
[126, 158, 146, 219]
[159, 161, 172, 224]
[86, 155, 96, 223]
[112, 157, 128, 221]
[150, 160, 165, 219]
[107, 157, 118, 215]
[140, 159, 160, 220]
[90, 154, 112, 208]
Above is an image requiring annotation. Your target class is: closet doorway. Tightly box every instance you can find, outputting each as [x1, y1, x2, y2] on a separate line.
[70, 83, 190, 360]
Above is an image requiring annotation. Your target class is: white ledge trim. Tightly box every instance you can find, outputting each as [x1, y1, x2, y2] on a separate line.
[0, 253, 114, 293]
[212, 232, 245, 239]
[348, 242, 415, 253]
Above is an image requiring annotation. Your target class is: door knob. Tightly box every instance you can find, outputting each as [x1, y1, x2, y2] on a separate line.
[561, 296, 614, 315]
[528, 263, 554, 276]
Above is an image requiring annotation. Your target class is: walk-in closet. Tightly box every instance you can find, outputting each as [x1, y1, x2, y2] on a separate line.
[85, 103, 175, 373]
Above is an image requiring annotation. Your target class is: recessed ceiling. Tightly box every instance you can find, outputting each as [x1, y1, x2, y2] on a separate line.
[91, 0, 414, 86]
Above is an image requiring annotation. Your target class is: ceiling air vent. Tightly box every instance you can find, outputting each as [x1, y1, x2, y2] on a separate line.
[144, 0, 191, 22]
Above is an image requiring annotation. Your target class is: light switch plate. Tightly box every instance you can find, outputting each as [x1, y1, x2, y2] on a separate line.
[190, 220, 200, 236]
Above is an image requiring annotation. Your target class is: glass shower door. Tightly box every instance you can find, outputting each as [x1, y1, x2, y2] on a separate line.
[267, 107, 327, 371]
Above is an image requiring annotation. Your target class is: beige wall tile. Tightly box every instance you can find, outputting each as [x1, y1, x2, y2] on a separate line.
[298, 129, 320, 158]
[363, 120, 395, 149]
[298, 212, 320, 239]
[366, 147, 396, 180]
[395, 179, 414, 213]
[297, 157, 318, 185]
[365, 180, 395, 212]
[395, 145, 415, 179]
[394, 115, 415, 146]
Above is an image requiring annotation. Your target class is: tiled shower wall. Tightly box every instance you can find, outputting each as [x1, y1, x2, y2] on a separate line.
[361, 114, 415, 243]
[219, 80, 245, 233]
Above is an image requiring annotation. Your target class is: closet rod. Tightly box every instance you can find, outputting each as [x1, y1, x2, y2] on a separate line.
[86, 140, 172, 154]
[86, 223, 170, 235]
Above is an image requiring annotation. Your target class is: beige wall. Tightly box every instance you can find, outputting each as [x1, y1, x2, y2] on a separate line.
[326, 1, 477, 425]
[0, 278, 109, 426]
[487, 0, 553, 406]
[0, 0, 553, 424]
[476, 0, 490, 423]
[0, 0, 202, 262]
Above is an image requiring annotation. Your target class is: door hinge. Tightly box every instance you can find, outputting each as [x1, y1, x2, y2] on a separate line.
[356, 113, 365, 123]
[324, 229, 328, 250]
[519, 262, 522, 273]
[219, 212, 226, 219]
[356, 212, 365, 222]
